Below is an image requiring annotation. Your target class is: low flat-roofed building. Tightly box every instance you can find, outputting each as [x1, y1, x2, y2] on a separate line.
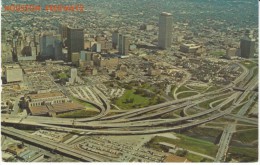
[71, 52, 80, 65]
[24, 91, 69, 107]
[29, 102, 85, 116]
[180, 43, 202, 53]
[4, 64, 23, 83]
[6, 144, 27, 155]
[112, 70, 127, 80]
[2, 152, 14, 162]
[99, 57, 119, 69]
[29, 106, 49, 116]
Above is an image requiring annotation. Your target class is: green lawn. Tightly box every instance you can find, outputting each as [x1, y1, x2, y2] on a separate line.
[186, 153, 204, 162]
[211, 99, 225, 107]
[177, 92, 198, 99]
[169, 85, 177, 98]
[56, 109, 99, 118]
[231, 105, 244, 114]
[233, 129, 258, 144]
[105, 111, 124, 117]
[186, 127, 223, 139]
[185, 109, 200, 115]
[199, 99, 216, 109]
[186, 153, 212, 162]
[205, 86, 221, 92]
[198, 94, 230, 109]
[220, 100, 233, 111]
[146, 134, 218, 157]
[171, 85, 177, 92]
[236, 125, 256, 130]
[228, 146, 258, 162]
[71, 97, 97, 109]
[176, 85, 190, 93]
[161, 112, 179, 119]
[186, 85, 208, 92]
[240, 61, 258, 69]
[210, 51, 225, 57]
[58, 72, 68, 79]
[51, 70, 70, 79]
[113, 89, 151, 110]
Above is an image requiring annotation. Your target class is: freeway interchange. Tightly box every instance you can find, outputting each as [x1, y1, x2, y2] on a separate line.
[1, 61, 258, 162]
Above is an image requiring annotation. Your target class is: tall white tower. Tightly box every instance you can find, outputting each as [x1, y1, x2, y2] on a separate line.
[158, 12, 173, 49]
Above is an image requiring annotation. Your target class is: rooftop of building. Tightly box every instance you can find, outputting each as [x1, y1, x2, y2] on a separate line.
[26, 91, 65, 100]
[4, 64, 21, 69]
[161, 12, 172, 16]
[29, 102, 85, 116]
[181, 43, 201, 48]
[67, 26, 84, 30]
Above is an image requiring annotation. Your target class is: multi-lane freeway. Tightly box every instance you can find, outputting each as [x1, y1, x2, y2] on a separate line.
[1, 61, 258, 162]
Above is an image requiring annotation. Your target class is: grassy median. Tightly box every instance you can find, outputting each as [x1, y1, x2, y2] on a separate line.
[233, 129, 258, 144]
[228, 146, 258, 162]
[146, 134, 218, 157]
[56, 109, 99, 118]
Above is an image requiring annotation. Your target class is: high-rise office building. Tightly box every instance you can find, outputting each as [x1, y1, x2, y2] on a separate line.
[67, 27, 84, 62]
[240, 30, 255, 59]
[39, 33, 62, 60]
[54, 40, 63, 60]
[118, 34, 129, 55]
[158, 12, 173, 49]
[112, 31, 120, 49]
[59, 23, 68, 40]
[39, 33, 55, 58]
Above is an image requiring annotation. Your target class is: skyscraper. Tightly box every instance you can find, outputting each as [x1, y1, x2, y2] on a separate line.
[240, 30, 255, 59]
[158, 12, 173, 49]
[67, 27, 84, 62]
[112, 31, 119, 49]
[39, 33, 62, 60]
[54, 40, 63, 60]
[59, 23, 68, 40]
[118, 34, 129, 55]
[39, 33, 55, 58]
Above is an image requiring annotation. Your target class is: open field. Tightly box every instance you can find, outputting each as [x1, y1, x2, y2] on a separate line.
[56, 109, 99, 118]
[146, 134, 218, 157]
[228, 146, 258, 162]
[177, 91, 198, 99]
[233, 129, 258, 144]
[240, 61, 258, 69]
